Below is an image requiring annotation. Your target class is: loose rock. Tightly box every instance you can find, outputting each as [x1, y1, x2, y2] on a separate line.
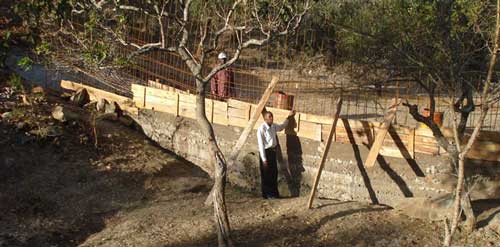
[96, 98, 107, 112]
[1, 111, 13, 119]
[31, 86, 44, 94]
[105, 101, 117, 114]
[70, 88, 90, 107]
[52, 105, 79, 122]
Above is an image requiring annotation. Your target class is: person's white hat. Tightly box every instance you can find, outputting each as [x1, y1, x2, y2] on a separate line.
[218, 52, 227, 60]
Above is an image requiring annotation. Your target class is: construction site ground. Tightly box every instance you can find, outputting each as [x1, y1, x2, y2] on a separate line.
[0, 73, 499, 247]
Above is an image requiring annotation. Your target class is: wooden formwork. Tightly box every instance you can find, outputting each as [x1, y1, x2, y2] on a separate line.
[60, 79, 500, 163]
[133, 82, 500, 162]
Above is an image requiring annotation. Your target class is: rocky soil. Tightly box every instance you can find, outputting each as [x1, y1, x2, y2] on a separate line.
[0, 73, 498, 247]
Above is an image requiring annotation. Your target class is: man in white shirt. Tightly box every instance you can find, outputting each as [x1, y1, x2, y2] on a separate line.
[257, 109, 296, 199]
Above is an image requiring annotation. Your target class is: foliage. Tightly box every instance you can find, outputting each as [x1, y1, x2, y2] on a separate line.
[35, 40, 51, 56]
[17, 56, 33, 71]
[0, 31, 11, 68]
[7, 73, 24, 92]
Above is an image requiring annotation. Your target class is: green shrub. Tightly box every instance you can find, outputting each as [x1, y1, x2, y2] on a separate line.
[8, 73, 24, 92]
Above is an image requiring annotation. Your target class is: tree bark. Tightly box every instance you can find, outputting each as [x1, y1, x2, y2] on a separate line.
[443, 156, 465, 247]
[195, 80, 232, 247]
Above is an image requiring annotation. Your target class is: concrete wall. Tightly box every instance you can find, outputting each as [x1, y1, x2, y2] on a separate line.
[130, 109, 500, 206]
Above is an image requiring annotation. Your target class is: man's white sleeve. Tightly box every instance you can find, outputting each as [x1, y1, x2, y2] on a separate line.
[275, 118, 289, 132]
[257, 128, 267, 162]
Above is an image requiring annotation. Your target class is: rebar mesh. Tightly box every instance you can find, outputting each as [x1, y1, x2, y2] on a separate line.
[46, 9, 500, 131]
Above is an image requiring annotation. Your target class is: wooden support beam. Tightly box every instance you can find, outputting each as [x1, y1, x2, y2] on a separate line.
[228, 76, 280, 163]
[409, 128, 415, 159]
[364, 98, 400, 168]
[307, 98, 343, 209]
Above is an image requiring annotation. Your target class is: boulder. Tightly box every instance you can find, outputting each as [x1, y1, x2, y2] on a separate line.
[105, 101, 123, 117]
[70, 88, 90, 107]
[105, 100, 117, 114]
[51, 105, 79, 122]
[96, 98, 107, 112]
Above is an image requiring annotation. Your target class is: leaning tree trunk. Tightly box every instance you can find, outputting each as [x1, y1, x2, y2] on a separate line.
[194, 80, 232, 247]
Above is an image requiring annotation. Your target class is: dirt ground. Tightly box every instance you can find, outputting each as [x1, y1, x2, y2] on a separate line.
[0, 74, 499, 247]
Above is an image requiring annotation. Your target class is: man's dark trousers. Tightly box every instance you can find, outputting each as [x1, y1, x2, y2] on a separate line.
[259, 147, 280, 198]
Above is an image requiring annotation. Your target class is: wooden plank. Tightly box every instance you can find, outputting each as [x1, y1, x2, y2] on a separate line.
[145, 86, 178, 99]
[379, 146, 405, 158]
[213, 114, 229, 125]
[131, 84, 147, 108]
[213, 100, 228, 114]
[228, 107, 249, 119]
[300, 113, 333, 125]
[228, 116, 248, 128]
[61, 80, 138, 115]
[227, 99, 250, 110]
[144, 94, 177, 106]
[297, 120, 322, 140]
[308, 98, 342, 209]
[179, 93, 197, 103]
[364, 98, 400, 168]
[228, 76, 280, 163]
[144, 101, 177, 114]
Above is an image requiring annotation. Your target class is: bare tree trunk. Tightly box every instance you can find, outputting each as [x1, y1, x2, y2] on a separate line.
[443, 156, 465, 247]
[195, 81, 232, 247]
[444, 1, 500, 245]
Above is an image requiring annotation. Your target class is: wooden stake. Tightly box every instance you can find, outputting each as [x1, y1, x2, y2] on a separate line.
[211, 99, 214, 123]
[175, 93, 180, 116]
[409, 128, 415, 159]
[364, 98, 400, 168]
[143, 87, 147, 108]
[307, 98, 343, 209]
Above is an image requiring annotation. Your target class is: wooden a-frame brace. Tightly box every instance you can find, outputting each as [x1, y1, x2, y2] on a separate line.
[307, 98, 343, 209]
[364, 98, 401, 168]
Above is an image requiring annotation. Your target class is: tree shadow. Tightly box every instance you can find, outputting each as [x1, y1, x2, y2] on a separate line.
[0, 119, 208, 247]
[165, 204, 391, 247]
[315, 200, 353, 209]
[473, 199, 500, 228]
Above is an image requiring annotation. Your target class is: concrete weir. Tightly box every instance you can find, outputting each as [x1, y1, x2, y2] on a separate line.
[6, 52, 498, 207]
[132, 109, 494, 206]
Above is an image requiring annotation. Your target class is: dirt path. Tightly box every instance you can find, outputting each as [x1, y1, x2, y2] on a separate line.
[0, 76, 498, 247]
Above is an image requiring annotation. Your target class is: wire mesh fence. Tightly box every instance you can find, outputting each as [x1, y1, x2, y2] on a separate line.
[45, 9, 500, 132]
